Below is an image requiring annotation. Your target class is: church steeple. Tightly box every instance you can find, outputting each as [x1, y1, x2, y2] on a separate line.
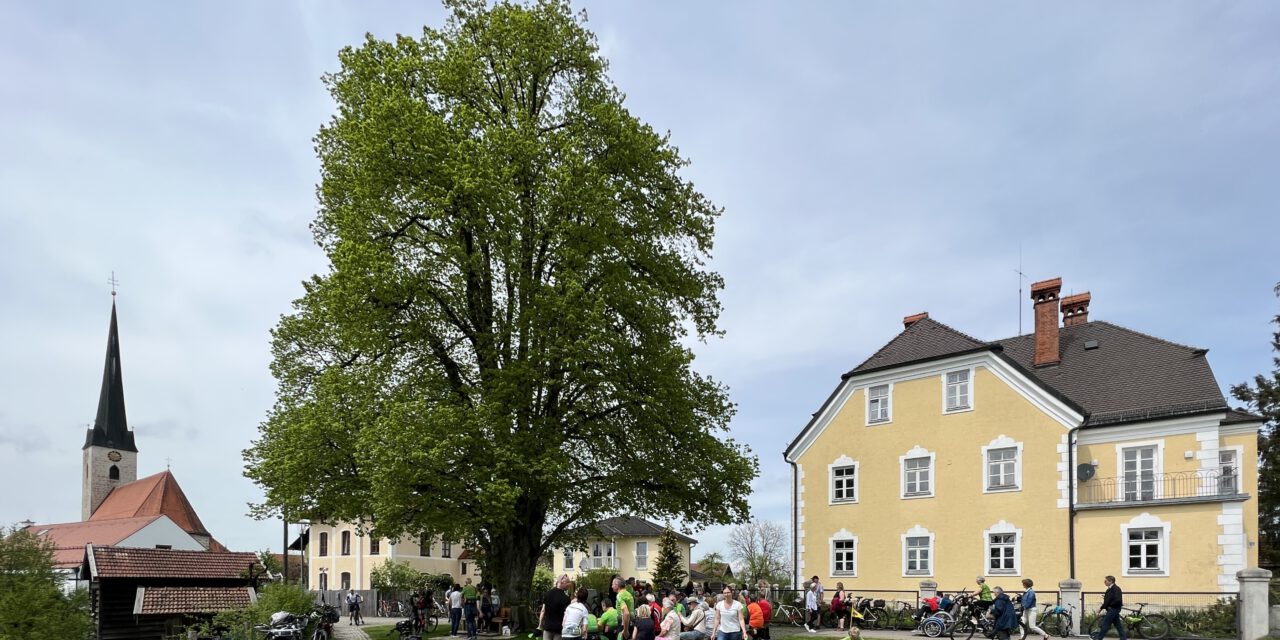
[83, 300, 137, 452]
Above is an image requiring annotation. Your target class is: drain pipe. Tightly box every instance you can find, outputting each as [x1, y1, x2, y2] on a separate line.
[790, 460, 799, 589]
[1067, 425, 1083, 579]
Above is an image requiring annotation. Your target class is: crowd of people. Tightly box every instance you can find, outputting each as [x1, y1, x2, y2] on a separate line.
[539, 575, 779, 640]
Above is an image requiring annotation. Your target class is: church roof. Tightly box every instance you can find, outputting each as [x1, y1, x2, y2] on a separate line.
[83, 301, 137, 452]
[24, 516, 160, 568]
[90, 470, 210, 538]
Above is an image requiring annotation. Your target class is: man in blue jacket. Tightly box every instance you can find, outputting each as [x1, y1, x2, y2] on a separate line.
[990, 587, 1020, 640]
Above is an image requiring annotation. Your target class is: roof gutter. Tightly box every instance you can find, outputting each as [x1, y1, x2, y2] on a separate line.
[789, 458, 799, 590]
[1067, 424, 1083, 579]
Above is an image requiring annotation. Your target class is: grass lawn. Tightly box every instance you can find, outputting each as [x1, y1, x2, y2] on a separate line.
[361, 624, 459, 638]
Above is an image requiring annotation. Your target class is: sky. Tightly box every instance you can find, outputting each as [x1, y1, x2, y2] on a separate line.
[1, 1, 1279, 562]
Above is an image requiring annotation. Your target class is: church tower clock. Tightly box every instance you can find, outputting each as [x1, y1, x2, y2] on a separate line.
[82, 299, 139, 520]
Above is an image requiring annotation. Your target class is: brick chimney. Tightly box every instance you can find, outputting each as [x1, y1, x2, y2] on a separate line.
[1061, 292, 1091, 327]
[1030, 277, 1062, 366]
[903, 312, 929, 328]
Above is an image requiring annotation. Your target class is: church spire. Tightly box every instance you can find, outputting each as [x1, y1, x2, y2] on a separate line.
[83, 300, 137, 452]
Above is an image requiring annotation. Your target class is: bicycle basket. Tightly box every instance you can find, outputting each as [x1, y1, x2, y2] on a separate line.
[873, 599, 885, 608]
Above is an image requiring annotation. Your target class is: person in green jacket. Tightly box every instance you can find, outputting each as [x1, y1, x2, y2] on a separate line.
[599, 599, 621, 640]
[975, 577, 994, 615]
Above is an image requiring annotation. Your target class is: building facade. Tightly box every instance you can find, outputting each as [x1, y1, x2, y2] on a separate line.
[305, 525, 478, 591]
[553, 516, 695, 583]
[784, 278, 1262, 593]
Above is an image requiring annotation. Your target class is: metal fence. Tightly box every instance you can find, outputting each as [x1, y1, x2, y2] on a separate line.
[1080, 591, 1238, 639]
[1078, 470, 1242, 506]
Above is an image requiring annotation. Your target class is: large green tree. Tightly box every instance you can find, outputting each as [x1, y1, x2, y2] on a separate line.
[0, 528, 92, 640]
[243, 0, 756, 627]
[1231, 283, 1280, 566]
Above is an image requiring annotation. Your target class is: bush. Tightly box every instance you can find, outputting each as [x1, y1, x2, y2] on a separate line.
[532, 565, 555, 601]
[184, 583, 316, 639]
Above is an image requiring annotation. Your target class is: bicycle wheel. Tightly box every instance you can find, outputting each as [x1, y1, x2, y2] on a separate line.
[426, 614, 440, 633]
[1136, 615, 1170, 640]
[1088, 616, 1105, 638]
[923, 618, 945, 638]
[1041, 612, 1071, 638]
[869, 608, 886, 630]
[789, 609, 803, 627]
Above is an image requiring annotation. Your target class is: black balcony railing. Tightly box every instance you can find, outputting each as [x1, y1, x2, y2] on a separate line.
[1077, 469, 1243, 506]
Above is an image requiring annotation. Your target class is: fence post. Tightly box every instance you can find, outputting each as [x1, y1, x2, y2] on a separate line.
[918, 580, 937, 603]
[1057, 579, 1083, 637]
[1237, 568, 1272, 640]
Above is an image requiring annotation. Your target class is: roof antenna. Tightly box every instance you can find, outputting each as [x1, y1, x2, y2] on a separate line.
[108, 271, 119, 298]
[1014, 244, 1027, 336]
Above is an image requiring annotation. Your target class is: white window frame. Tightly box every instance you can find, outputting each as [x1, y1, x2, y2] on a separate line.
[981, 520, 1022, 576]
[981, 435, 1023, 493]
[563, 548, 575, 570]
[830, 529, 857, 577]
[591, 542, 616, 569]
[901, 525, 935, 577]
[1219, 446, 1243, 495]
[1120, 513, 1171, 577]
[1115, 440, 1165, 502]
[829, 455, 859, 504]
[942, 367, 974, 413]
[899, 446, 936, 499]
[635, 541, 648, 570]
[866, 383, 893, 425]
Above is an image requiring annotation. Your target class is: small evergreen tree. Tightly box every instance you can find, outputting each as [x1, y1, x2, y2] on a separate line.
[651, 526, 687, 588]
[1232, 283, 1280, 566]
[0, 527, 92, 640]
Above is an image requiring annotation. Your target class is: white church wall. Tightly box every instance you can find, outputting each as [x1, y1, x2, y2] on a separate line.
[119, 515, 205, 551]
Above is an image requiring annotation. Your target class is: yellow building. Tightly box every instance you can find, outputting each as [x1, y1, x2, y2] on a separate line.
[553, 517, 696, 583]
[305, 525, 478, 592]
[783, 278, 1263, 594]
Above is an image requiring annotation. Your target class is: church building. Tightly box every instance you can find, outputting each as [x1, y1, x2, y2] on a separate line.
[24, 299, 229, 571]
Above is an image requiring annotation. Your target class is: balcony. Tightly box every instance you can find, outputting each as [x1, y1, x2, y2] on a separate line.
[588, 557, 618, 570]
[1076, 469, 1248, 510]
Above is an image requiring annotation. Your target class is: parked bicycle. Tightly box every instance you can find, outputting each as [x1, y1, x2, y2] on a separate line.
[1087, 603, 1170, 640]
[1033, 602, 1074, 639]
[772, 601, 805, 626]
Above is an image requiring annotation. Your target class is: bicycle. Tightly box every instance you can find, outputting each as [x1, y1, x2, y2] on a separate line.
[1034, 602, 1074, 638]
[772, 601, 804, 626]
[1087, 603, 1170, 640]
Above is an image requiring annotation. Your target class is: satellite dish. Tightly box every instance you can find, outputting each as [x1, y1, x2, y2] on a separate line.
[1077, 463, 1096, 481]
[579, 557, 589, 572]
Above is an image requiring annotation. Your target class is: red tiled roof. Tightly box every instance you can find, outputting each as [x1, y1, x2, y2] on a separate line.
[91, 546, 257, 579]
[25, 516, 158, 568]
[90, 471, 211, 537]
[137, 586, 255, 615]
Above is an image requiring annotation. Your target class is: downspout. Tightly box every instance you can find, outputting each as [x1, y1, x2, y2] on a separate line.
[1067, 425, 1082, 579]
[790, 459, 799, 590]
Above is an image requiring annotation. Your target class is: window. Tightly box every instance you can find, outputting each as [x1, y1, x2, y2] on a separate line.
[987, 448, 1017, 490]
[442, 540, 452, 558]
[904, 536, 931, 575]
[904, 457, 932, 496]
[109, 465, 120, 480]
[945, 370, 971, 411]
[318, 572, 328, 590]
[340, 572, 351, 591]
[563, 549, 575, 570]
[988, 533, 1016, 573]
[462, 563, 468, 574]
[867, 385, 890, 423]
[319, 532, 328, 557]
[592, 542, 615, 569]
[636, 542, 649, 570]
[831, 464, 858, 503]
[341, 531, 351, 556]
[419, 536, 432, 556]
[371, 538, 380, 555]
[832, 539, 857, 576]
[1220, 450, 1239, 494]
[1121, 446, 1157, 501]
[1127, 529, 1163, 572]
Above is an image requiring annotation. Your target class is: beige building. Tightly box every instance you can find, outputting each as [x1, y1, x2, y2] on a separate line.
[305, 525, 479, 591]
[554, 516, 696, 583]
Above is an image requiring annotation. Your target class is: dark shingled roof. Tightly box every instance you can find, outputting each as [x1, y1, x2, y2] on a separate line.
[1222, 408, 1266, 425]
[89, 546, 257, 579]
[591, 516, 696, 543]
[991, 321, 1226, 426]
[833, 317, 1234, 429]
[845, 318, 987, 376]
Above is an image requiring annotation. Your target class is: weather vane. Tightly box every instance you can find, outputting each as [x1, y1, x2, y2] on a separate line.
[108, 271, 119, 298]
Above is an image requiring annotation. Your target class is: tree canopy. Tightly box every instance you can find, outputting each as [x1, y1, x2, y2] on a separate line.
[727, 520, 790, 585]
[0, 528, 91, 640]
[1231, 282, 1280, 566]
[243, 0, 756, 622]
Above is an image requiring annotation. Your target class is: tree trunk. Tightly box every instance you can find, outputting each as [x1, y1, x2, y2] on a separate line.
[490, 520, 544, 631]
